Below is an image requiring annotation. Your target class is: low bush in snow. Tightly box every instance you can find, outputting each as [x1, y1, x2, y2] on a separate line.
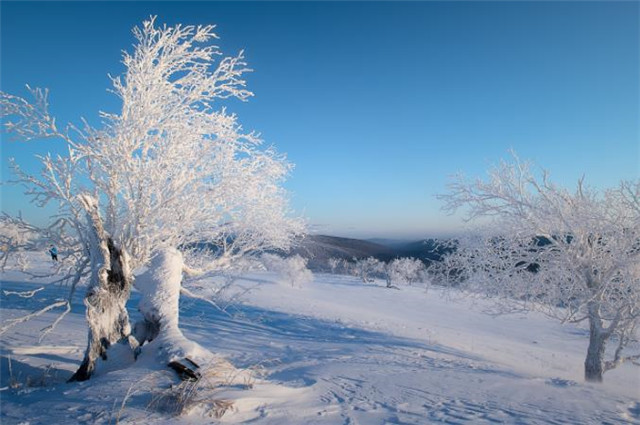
[261, 253, 314, 287]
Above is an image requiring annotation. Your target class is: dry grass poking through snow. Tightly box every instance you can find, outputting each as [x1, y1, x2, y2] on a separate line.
[148, 370, 235, 419]
[3, 355, 65, 391]
[113, 358, 259, 422]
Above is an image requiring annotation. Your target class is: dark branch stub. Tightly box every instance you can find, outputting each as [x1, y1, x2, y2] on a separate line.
[168, 358, 201, 382]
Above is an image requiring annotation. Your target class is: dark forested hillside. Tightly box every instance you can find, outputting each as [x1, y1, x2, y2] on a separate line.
[288, 235, 450, 271]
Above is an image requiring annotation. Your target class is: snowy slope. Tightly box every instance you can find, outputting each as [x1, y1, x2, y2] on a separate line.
[1, 253, 639, 424]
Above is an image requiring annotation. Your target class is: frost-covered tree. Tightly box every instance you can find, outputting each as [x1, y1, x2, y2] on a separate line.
[437, 155, 640, 382]
[328, 257, 342, 274]
[354, 257, 384, 283]
[328, 256, 351, 275]
[385, 257, 425, 288]
[1, 18, 302, 381]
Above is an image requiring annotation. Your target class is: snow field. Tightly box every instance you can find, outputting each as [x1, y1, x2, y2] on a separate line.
[1, 255, 639, 424]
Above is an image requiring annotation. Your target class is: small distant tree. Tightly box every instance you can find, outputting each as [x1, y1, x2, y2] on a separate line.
[328, 257, 343, 274]
[354, 257, 384, 283]
[437, 155, 640, 383]
[385, 257, 425, 288]
[1, 17, 303, 381]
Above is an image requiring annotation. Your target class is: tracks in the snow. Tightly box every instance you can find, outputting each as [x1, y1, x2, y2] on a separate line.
[315, 353, 639, 425]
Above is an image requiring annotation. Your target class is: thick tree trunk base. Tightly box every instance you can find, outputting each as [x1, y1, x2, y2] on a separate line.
[70, 197, 133, 382]
[584, 345, 604, 383]
[134, 247, 244, 382]
[584, 367, 604, 383]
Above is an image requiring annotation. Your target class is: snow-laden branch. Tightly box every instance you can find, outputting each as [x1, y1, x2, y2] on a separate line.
[180, 286, 226, 314]
[0, 300, 69, 336]
[2, 287, 44, 298]
[38, 301, 72, 342]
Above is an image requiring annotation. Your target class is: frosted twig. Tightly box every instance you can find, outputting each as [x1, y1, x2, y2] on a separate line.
[0, 299, 69, 335]
[180, 286, 229, 316]
[38, 301, 72, 342]
[3, 287, 44, 298]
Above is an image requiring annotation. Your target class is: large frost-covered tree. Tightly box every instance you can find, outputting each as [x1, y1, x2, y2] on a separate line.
[437, 155, 640, 382]
[1, 17, 303, 381]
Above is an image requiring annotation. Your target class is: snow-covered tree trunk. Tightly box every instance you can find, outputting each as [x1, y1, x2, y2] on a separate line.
[133, 247, 184, 346]
[385, 274, 393, 288]
[133, 247, 236, 380]
[584, 302, 607, 383]
[69, 196, 134, 382]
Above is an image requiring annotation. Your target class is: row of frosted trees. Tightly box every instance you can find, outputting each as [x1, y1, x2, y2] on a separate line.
[329, 256, 427, 288]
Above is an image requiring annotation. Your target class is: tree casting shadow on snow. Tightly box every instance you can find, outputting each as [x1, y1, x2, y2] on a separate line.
[178, 297, 510, 385]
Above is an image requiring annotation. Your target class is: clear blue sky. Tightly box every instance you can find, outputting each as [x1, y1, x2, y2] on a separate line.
[1, 1, 638, 239]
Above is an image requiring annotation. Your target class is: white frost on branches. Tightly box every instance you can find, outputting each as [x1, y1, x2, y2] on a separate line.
[437, 154, 640, 382]
[385, 257, 425, 287]
[354, 257, 384, 283]
[1, 17, 303, 348]
[2, 16, 302, 273]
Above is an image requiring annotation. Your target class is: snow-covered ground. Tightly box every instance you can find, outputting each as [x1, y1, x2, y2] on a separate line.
[1, 253, 639, 424]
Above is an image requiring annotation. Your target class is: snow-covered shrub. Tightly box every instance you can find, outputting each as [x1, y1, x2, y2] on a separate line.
[261, 253, 313, 287]
[385, 257, 426, 287]
[283, 255, 314, 287]
[0, 216, 40, 271]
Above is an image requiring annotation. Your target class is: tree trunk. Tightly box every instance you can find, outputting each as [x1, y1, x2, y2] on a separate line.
[133, 247, 234, 378]
[584, 306, 607, 383]
[69, 196, 134, 382]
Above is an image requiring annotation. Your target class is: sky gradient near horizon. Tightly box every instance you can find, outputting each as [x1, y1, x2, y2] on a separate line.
[1, 1, 638, 239]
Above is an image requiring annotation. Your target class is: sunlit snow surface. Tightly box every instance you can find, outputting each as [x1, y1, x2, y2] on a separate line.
[1, 253, 639, 424]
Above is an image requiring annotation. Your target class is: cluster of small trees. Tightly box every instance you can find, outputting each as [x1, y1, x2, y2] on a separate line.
[328, 256, 426, 288]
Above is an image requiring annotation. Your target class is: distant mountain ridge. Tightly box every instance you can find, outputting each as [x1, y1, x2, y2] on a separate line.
[288, 234, 449, 271]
